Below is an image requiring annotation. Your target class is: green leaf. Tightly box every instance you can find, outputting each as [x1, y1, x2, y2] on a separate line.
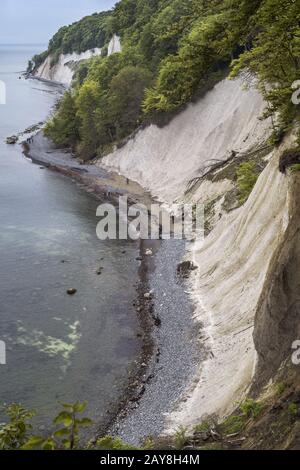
[62, 439, 72, 450]
[53, 428, 70, 438]
[61, 403, 75, 412]
[22, 436, 45, 450]
[53, 411, 73, 427]
[76, 417, 93, 427]
[42, 439, 56, 451]
[73, 402, 87, 414]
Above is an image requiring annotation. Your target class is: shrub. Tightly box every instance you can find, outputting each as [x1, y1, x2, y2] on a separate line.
[23, 402, 92, 450]
[275, 382, 287, 396]
[240, 398, 264, 420]
[221, 415, 246, 434]
[236, 162, 259, 203]
[287, 403, 298, 416]
[175, 426, 188, 450]
[194, 421, 211, 433]
[0, 404, 36, 450]
[95, 436, 137, 450]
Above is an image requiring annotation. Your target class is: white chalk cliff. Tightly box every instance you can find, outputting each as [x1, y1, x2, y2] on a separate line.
[100, 77, 295, 430]
[166, 138, 291, 430]
[101, 78, 271, 204]
[107, 34, 122, 55]
[34, 35, 122, 86]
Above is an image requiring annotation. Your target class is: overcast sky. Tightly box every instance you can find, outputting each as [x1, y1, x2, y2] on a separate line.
[0, 0, 117, 44]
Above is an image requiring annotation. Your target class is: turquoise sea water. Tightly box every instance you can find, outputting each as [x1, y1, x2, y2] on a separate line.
[0, 45, 141, 429]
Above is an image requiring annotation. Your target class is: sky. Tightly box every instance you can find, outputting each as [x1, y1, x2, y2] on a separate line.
[0, 0, 117, 45]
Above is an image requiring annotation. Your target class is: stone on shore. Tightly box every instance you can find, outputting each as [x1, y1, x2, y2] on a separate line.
[67, 288, 77, 295]
[177, 260, 198, 279]
[6, 135, 18, 145]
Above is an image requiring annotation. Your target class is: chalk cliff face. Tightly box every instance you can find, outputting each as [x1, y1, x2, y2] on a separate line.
[101, 78, 271, 204]
[100, 78, 298, 430]
[166, 138, 291, 430]
[34, 49, 102, 86]
[252, 166, 300, 391]
[107, 34, 122, 55]
[34, 35, 122, 86]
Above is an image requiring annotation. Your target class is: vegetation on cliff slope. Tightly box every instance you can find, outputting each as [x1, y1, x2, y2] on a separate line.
[28, 11, 112, 72]
[42, 0, 300, 161]
[0, 402, 139, 450]
[3, 378, 299, 450]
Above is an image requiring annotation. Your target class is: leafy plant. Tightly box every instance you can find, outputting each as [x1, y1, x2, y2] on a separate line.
[287, 403, 298, 417]
[221, 415, 246, 434]
[236, 162, 259, 203]
[275, 382, 287, 396]
[174, 426, 188, 450]
[240, 398, 264, 420]
[194, 421, 211, 434]
[23, 402, 92, 450]
[41, 0, 300, 159]
[0, 404, 36, 450]
[290, 164, 300, 173]
[95, 436, 137, 451]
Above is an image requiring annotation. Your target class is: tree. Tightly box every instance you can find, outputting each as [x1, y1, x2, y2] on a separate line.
[109, 66, 153, 139]
[75, 80, 102, 160]
[44, 91, 79, 149]
[230, 0, 300, 137]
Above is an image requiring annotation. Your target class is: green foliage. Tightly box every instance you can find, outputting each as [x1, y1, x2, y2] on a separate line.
[221, 415, 246, 434]
[240, 398, 264, 420]
[194, 421, 211, 433]
[0, 404, 36, 450]
[220, 398, 264, 435]
[75, 80, 103, 160]
[27, 60, 34, 73]
[276, 382, 287, 396]
[32, 12, 112, 69]
[109, 66, 153, 139]
[23, 402, 92, 450]
[48, 53, 153, 159]
[42, 0, 300, 159]
[95, 436, 137, 450]
[287, 403, 298, 416]
[30, 51, 48, 72]
[220, 398, 264, 436]
[290, 164, 300, 173]
[143, 0, 262, 114]
[230, 0, 300, 135]
[174, 426, 188, 450]
[0, 402, 137, 451]
[236, 162, 259, 203]
[44, 91, 79, 149]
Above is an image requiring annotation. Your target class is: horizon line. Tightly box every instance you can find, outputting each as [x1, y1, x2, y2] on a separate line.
[0, 43, 47, 46]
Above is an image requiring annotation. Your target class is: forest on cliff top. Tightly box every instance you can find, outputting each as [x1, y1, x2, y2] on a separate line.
[33, 0, 300, 160]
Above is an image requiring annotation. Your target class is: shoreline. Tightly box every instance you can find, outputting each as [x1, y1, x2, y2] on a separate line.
[22, 132, 154, 207]
[22, 132, 200, 443]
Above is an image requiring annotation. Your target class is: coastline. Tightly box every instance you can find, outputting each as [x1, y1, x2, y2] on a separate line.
[22, 132, 201, 443]
[22, 132, 154, 207]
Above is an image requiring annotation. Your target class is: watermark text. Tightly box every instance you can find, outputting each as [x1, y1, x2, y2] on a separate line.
[96, 197, 204, 241]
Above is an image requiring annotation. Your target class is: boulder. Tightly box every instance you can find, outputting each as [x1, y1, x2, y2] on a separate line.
[67, 288, 77, 295]
[177, 260, 198, 279]
[6, 135, 18, 145]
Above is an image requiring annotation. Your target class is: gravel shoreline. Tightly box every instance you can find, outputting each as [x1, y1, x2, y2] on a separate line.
[111, 239, 202, 445]
[23, 133, 202, 444]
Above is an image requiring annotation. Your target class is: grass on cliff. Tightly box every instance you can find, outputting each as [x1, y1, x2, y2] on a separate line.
[236, 162, 259, 204]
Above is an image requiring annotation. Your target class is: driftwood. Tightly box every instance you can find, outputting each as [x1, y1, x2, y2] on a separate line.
[185, 144, 271, 195]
